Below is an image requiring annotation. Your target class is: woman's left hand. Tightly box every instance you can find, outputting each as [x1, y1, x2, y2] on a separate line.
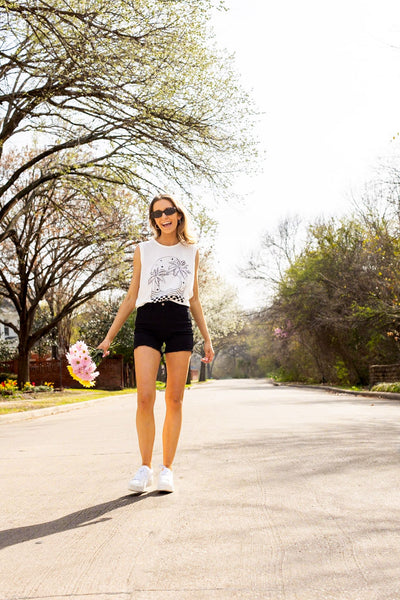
[201, 339, 215, 363]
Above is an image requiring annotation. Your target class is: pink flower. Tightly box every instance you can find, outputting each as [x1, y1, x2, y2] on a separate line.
[274, 327, 288, 339]
[66, 341, 104, 388]
[74, 341, 86, 353]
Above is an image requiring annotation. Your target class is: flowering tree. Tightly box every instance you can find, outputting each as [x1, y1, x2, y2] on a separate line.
[77, 296, 137, 366]
[195, 254, 244, 380]
[0, 148, 146, 387]
[0, 0, 256, 241]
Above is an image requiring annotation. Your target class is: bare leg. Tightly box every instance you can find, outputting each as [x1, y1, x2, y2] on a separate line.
[162, 351, 191, 469]
[133, 346, 160, 468]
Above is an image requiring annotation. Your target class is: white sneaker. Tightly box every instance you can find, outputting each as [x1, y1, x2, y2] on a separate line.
[157, 465, 174, 492]
[128, 465, 153, 492]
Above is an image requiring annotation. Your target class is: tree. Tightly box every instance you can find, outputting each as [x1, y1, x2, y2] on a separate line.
[265, 214, 400, 384]
[243, 215, 303, 288]
[0, 0, 256, 241]
[77, 295, 137, 366]
[241, 182, 400, 384]
[195, 255, 244, 380]
[0, 149, 145, 387]
[0, 338, 17, 362]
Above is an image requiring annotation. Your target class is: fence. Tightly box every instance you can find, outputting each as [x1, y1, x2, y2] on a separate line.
[0, 357, 126, 390]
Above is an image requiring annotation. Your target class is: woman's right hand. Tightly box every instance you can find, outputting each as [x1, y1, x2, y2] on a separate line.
[97, 338, 111, 357]
[201, 339, 214, 364]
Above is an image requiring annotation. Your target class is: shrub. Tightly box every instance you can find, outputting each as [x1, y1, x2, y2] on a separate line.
[269, 366, 307, 383]
[334, 359, 351, 386]
[0, 379, 18, 396]
[0, 372, 17, 384]
[372, 382, 400, 393]
[22, 381, 36, 392]
[22, 381, 54, 393]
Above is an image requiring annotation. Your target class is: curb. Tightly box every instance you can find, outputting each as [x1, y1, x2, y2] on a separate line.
[0, 393, 136, 424]
[0, 384, 202, 425]
[271, 381, 400, 401]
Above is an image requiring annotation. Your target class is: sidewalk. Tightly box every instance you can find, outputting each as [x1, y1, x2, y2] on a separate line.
[0, 392, 134, 424]
[272, 380, 400, 401]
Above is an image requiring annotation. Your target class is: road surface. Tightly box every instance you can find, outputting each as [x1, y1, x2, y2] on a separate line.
[1, 379, 400, 600]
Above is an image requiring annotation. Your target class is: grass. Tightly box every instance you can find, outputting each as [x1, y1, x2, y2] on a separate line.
[326, 384, 365, 391]
[371, 382, 400, 393]
[0, 388, 137, 415]
[0, 380, 195, 416]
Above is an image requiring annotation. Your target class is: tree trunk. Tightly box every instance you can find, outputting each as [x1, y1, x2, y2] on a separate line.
[198, 361, 206, 382]
[209, 349, 219, 378]
[17, 347, 30, 389]
[17, 315, 31, 389]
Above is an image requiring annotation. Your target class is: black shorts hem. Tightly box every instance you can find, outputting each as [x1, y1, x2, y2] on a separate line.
[133, 342, 162, 354]
[164, 346, 193, 354]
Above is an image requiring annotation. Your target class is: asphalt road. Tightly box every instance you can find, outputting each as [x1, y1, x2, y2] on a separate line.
[1, 379, 400, 600]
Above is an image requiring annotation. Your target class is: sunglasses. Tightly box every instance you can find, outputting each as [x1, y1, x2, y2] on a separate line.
[151, 206, 177, 219]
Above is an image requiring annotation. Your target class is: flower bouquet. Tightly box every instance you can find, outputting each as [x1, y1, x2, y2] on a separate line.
[66, 341, 104, 388]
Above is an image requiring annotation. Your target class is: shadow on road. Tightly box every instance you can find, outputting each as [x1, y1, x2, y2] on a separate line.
[0, 491, 159, 550]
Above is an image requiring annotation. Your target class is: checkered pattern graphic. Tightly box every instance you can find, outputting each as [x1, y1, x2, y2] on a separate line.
[153, 295, 185, 304]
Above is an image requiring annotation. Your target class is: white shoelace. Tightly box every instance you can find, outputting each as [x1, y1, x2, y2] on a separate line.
[159, 465, 172, 476]
[136, 466, 150, 479]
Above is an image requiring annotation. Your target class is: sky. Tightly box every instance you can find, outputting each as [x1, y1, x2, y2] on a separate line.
[208, 0, 400, 308]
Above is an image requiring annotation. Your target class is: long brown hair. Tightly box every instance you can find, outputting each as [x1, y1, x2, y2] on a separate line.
[149, 194, 197, 245]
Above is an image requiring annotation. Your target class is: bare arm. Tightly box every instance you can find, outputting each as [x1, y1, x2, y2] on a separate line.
[189, 250, 214, 363]
[97, 246, 141, 356]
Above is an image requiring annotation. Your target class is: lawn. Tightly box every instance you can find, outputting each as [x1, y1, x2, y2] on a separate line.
[0, 388, 137, 415]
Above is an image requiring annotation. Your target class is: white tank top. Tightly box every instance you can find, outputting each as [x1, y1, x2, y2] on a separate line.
[136, 238, 197, 308]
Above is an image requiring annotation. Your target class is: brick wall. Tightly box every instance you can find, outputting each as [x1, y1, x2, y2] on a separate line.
[0, 357, 124, 390]
[369, 363, 400, 387]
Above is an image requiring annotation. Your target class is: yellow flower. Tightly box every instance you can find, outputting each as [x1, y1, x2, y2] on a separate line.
[67, 366, 95, 388]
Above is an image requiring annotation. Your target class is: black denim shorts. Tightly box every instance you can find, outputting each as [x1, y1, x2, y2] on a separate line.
[134, 301, 194, 354]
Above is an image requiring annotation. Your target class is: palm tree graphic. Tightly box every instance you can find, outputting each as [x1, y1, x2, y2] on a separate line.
[169, 259, 190, 279]
[148, 257, 191, 299]
[148, 266, 168, 288]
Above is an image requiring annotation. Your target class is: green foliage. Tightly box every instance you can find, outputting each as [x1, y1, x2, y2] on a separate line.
[267, 215, 400, 384]
[0, 339, 17, 361]
[372, 382, 400, 393]
[31, 303, 55, 358]
[22, 382, 36, 392]
[0, 372, 17, 383]
[77, 296, 136, 365]
[35, 385, 55, 392]
[110, 312, 136, 365]
[0, 378, 18, 396]
[334, 359, 350, 386]
[21, 381, 54, 392]
[240, 200, 400, 385]
[268, 367, 300, 383]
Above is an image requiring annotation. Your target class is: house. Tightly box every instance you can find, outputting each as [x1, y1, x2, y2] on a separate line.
[0, 298, 18, 349]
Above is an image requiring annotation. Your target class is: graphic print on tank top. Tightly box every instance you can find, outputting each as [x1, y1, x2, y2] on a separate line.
[148, 256, 191, 303]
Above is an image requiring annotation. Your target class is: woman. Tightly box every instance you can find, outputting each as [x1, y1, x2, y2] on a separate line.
[98, 194, 214, 493]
